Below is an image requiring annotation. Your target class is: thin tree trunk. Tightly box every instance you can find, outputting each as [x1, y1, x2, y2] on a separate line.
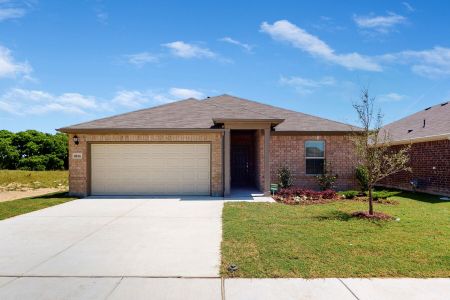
[368, 187, 374, 215]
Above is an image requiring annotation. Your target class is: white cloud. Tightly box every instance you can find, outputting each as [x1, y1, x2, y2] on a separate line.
[353, 12, 406, 33]
[402, 2, 415, 12]
[152, 88, 204, 103]
[280, 75, 336, 94]
[112, 88, 204, 108]
[311, 16, 346, 32]
[163, 41, 216, 59]
[381, 47, 450, 78]
[0, 7, 25, 21]
[168, 87, 204, 99]
[0, 45, 32, 78]
[260, 20, 381, 71]
[0, 88, 106, 115]
[378, 93, 406, 102]
[219, 37, 253, 52]
[0, 87, 206, 116]
[112, 90, 150, 108]
[0, 0, 34, 22]
[124, 52, 158, 67]
[96, 11, 108, 25]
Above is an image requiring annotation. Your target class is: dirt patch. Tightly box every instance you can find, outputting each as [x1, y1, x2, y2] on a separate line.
[0, 187, 68, 203]
[351, 211, 394, 220]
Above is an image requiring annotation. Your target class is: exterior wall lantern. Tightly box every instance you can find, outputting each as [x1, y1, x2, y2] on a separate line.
[73, 135, 80, 145]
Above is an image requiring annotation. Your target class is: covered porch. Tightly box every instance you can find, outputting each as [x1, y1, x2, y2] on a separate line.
[215, 118, 283, 197]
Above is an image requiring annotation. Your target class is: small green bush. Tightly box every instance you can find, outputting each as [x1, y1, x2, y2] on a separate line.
[18, 155, 49, 171]
[45, 154, 65, 170]
[340, 190, 359, 199]
[371, 190, 400, 200]
[355, 165, 369, 191]
[277, 165, 294, 188]
[316, 161, 338, 191]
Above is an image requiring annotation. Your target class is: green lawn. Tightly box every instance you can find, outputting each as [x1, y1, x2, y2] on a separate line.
[221, 191, 450, 278]
[0, 192, 76, 220]
[0, 170, 68, 190]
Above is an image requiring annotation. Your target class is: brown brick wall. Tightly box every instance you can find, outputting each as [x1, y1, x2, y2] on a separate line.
[254, 130, 265, 191]
[379, 139, 450, 196]
[68, 132, 224, 197]
[270, 134, 358, 190]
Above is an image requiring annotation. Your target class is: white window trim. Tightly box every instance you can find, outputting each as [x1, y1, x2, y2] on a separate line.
[305, 140, 325, 175]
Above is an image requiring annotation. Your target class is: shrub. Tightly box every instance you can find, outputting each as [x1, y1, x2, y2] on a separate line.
[45, 154, 65, 170]
[277, 165, 294, 188]
[340, 190, 359, 199]
[316, 162, 338, 190]
[321, 189, 337, 199]
[355, 165, 369, 191]
[18, 155, 49, 171]
[371, 190, 400, 200]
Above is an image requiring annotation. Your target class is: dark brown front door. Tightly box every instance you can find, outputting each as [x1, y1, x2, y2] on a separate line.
[231, 145, 254, 187]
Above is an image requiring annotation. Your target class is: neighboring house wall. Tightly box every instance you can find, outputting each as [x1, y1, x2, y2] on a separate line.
[68, 133, 224, 197]
[379, 139, 450, 196]
[270, 134, 357, 190]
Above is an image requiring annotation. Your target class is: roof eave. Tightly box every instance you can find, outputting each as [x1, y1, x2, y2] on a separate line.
[388, 133, 450, 145]
[56, 128, 225, 134]
[212, 118, 285, 126]
[272, 130, 362, 135]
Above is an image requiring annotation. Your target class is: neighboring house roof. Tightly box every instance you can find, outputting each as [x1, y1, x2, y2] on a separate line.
[58, 94, 358, 133]
[382, 101, 450, 144]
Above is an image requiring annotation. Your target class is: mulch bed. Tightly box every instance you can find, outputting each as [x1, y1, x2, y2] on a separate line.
[273, 196, 339, 205]
[351, 211, 394, 220]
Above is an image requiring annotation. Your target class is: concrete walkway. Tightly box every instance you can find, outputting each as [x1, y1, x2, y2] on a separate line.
[0, 277, 448, 299]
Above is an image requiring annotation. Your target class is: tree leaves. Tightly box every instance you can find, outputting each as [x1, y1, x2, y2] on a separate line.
[0, 130, 68, 170]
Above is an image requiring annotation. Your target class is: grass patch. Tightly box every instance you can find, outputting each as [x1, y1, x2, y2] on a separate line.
[221, 191, 450, 278]
[0, 170, 68, 191]
[0, 192, 76, 220]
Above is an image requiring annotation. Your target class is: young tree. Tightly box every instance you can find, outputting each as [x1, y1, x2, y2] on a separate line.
[352, 88, 411, 215]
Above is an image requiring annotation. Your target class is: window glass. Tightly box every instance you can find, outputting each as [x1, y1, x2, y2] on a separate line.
[305, 141, 324, 158]
[305, 141, 325, 175]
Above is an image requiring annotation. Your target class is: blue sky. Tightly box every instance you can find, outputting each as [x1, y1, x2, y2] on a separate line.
[1, 0, 450, 133]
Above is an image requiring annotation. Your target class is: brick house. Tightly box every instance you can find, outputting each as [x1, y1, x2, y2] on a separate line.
[379, 101, 450, 196]
[58, 95, 359, 197]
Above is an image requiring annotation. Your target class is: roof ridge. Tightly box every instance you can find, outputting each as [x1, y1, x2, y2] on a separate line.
[58, 98, 199, 130]
[204, 94, 276, 119]
[210, 94, 359, 129]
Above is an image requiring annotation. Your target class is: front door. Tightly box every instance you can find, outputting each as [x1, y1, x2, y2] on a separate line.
[231, 145, 253, 187]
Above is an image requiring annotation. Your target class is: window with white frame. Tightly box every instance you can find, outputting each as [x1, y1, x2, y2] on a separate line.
[305, 141, 325, 175]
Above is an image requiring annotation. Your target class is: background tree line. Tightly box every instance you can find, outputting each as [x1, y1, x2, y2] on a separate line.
[0, 130, 68, 171]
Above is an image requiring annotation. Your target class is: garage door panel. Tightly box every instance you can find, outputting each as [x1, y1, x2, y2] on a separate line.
[91, 144, 211, 195]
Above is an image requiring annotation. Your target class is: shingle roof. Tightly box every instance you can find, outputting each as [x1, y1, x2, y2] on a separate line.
[58, 94, 358, 132]
[382, 101, 450, 142]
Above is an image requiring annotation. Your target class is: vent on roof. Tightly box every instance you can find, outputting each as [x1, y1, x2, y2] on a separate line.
[424, 107, 431, 111]
[408, 129, 413, 133]
[423, 119, 426, 128]
[441, 102, 448, 106]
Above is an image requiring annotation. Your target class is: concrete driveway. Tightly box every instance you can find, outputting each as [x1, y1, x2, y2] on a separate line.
[0, 197, 223, 277]
[0, 196, 449, 299]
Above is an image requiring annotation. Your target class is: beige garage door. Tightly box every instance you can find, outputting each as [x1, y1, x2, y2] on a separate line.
[91, 144, 210, 195]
